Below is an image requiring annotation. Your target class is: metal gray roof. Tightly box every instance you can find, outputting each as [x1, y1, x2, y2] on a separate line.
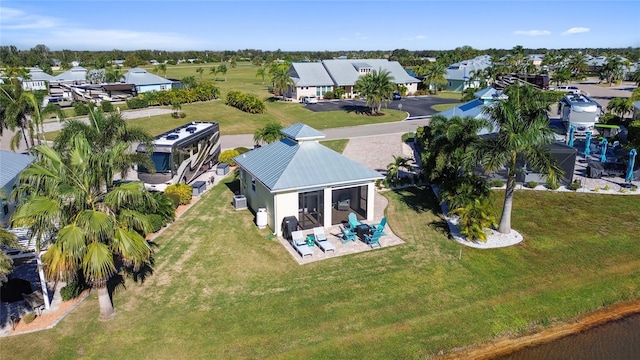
[53, 66, 87, 81]
[438, 100, 496, 136]
[234, 135, 383, 192]
[0, 151, 35, 188]
[318, 59, 420, 86]
[446, 55, 492, 81]
[290, 63, 334, 87]
[474, 87, 507, 100]
[28, 68, 55, 81]
[123, 68, 172, 86]
[280, 123, 326, 141]
[634, 101, 640, 111]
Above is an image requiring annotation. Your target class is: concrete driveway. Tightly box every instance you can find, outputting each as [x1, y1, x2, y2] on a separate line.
[567, 78, 635, 110]
[303, 96, 460, 118]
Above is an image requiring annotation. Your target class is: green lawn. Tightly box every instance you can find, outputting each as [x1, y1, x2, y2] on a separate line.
[431, 103, 458, 112]
[319, 139, 349, 153]
[3, 184, 639, 359]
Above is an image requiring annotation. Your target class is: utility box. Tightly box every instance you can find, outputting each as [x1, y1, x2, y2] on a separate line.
[233, 195, 247, 210]
[217, 163, 230, 176]
[256, 208, 267, 229]
[192, 181, 206, 196]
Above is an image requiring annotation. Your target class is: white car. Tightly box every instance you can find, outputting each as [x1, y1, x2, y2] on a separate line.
[302, 96, 318, 104]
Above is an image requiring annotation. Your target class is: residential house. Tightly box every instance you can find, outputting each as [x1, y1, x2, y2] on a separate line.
[527, 54, 545, 68]
[633, 101, 640, 120]
[22, 67, 55, 91]
[234, 123, 384, 235]
[288, 59, 420, 101]
[0, 151, 35, 227]
[52, 66, 88, 85]
[445, 55, 493, 92]
[122, 68, 173, 93]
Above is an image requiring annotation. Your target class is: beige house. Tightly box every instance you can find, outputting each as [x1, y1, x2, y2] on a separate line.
[288, 59, 420, 101]
[234, 123, 383, 235]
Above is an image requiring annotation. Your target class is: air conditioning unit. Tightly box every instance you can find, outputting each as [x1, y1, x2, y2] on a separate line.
[233, 195, 247, 210]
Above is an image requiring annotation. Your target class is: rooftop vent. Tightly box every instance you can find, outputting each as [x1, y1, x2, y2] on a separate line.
[186, 126, 197, 134]
[165, 133, 179, 140]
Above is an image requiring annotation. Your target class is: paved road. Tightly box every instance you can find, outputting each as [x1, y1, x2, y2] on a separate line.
[303, 96, 459, 118]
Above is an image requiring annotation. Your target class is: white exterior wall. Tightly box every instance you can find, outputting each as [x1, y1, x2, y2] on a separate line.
[323, 188, 333, 228]
[137, 83, 172, 93]
[294, 86, 318, 101]
[22, 80, 48, 91]
[273, 191, 299, 235]
[402, 82, 419, 95]
[366, 183, 375, 221]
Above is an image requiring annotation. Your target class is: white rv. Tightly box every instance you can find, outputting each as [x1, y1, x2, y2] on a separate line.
[558, 94, 601, 135]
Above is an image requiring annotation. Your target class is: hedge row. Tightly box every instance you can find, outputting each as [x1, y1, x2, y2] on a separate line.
[226, 90, 266, 114]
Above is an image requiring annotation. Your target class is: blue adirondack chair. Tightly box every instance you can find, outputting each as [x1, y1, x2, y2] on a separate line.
[347, 212, 361, 231]
[371, 217, 387, 233]
[340, 226, 357, 243]
[364, 229, 382, 248]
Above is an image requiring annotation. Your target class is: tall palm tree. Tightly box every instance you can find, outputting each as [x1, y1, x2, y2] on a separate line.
[477, 84, 562, 234]
[386, 155, 412, 183]
[253, 122, 284, 145]
[12, 135, 155, 320]
[209, 66, 218, 81]
[156, 63, 167, 78]
[567, 55, 589, 80]
[423, 62, 447, 94]
[105, 66, 124, 83]
[217, 64, 228, 81]
[607, 97, 632, 119]
[255, 67, 267, 84]
[269, 64, 294, 100]
[601, 55, 629, 86]
[354, 68, 396, 114]
[196, 67, 204, 79]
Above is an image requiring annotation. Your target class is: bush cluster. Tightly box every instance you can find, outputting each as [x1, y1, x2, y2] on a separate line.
[73, 102, 90, 116]
[226, 91, 266, 114]
[525, 181, 538, 189]
[171, 112, 187, 118]
[234, 147, 250, 155]
[219, 149, 240, 166]
[101, 100, 113, 112]
[145, 84, 220, 106]
[60, 281, 84, 301]
[401, 132, 415, 143]
[489, 180, 505, 188]
[22, 312, 36, 324]
[126, 97, 149, 109]
[568, 181, 581, 191]
[165, 183, 193, 205]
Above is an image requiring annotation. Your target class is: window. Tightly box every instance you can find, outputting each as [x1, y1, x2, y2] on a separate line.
[251, 177, 256, 192]
[160, 85, 167, 90]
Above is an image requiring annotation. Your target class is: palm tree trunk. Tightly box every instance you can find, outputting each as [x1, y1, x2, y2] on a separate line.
[36, 252, 51, 310]
[498, 154, 518, 234]
[97, 286, 115, 320]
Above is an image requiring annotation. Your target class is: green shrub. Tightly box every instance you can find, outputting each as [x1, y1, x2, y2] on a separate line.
[73, 102, 90, 116]
[126, 97, 149, 109]
[234, 147, 250, 155]
[525, 181, 538, 189]
[322, 90, 334, 99]
[226, 91, 266, 114]
[568, 182, 581, 191]
[489, 180, 505, 188]
[101, 100, 113, 112]
[545, 178, 559, 190]
[219, 149, 240, 166]
[148, 214, 166, 233]
[165, 192, 181, 208]
[60, 281, 84, 301]
[401, 132, 415, 143]
[165, 183, 192, 205]
[22, 312, 36, 324]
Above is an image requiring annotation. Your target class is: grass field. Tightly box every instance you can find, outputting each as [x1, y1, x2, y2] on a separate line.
[2, 183, 638, 359]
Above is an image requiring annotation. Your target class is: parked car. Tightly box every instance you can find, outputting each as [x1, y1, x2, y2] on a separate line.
[301, 96, 318, 104]
[551, 86, 581, 94]
[392, 92, 402, 100]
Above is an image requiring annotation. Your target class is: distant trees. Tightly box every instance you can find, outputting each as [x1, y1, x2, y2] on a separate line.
[268, 63, 294, 99]
[600, 55, 630, 86]
[354, 68, 395, 114]
[422, 62, 447, 94]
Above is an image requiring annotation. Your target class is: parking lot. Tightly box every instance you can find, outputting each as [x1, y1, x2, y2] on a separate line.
[303, 96, 460, 118]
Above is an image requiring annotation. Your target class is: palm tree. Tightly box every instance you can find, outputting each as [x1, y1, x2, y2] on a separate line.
[630, 69, 640, 86]
[209, 66, 218, 81]
[551, 66, 572, 86]
[354, 68, 396, 114]
[253, 122, 284, 145]
[567, 55, 589, 80]
[105, 66, 124, 83]
[477, 84, 563, 234]
[12, 135, 155, 320]
[607, 97, 632, 119]
[172, 100, 182, 117]
[601, 55, 629, 86]
[255, 67, 267, 84]
[449, 197, 497, 242]
[196, 67, 204, 79]
[386, 156, 412, 184]
[217, 64, 228, 81]
[156, 63, 167, 78]
[269, 64, 294, 100]
[0, 228, 19, 278]
[423, 62, 447, 94]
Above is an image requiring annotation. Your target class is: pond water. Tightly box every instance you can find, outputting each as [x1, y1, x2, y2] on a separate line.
[496, 313, 640, 360]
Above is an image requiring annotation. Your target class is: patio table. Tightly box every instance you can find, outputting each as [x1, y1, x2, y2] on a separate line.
[356, 224, 372, 240]
[306, 235, 315, 247]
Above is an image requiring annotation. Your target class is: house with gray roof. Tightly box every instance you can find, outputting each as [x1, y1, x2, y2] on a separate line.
[53, 66, 88, 84]
[22, 67, 55, 92]
[123, 68, 173, 93]
[445, 55, 493, 92]
[234, 123, 383, 234]
[287, 59, 420, 101]
[0, 151, 35, 227]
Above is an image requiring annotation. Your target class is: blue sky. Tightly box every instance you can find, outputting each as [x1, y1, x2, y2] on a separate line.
[1, 1, 638, 51]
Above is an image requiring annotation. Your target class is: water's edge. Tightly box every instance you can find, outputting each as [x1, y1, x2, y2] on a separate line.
[437, 299, 640, 360]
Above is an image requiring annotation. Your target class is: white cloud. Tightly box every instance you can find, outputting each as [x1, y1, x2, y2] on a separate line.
[0, 7, 59, 29]
[513, 30, 551, 36]
[562, 27, 590, 35]
[415, 35, 426, 40]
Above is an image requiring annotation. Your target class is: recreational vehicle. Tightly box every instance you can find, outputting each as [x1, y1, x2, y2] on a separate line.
[137, 122, 221, 192]
[558, 94, 601, 135]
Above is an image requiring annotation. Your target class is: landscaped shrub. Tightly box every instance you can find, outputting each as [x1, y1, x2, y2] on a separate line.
[22, 312, 36, 324]
[148, 214, 165, 233]
[525, 181, 538, 189]
[60, 282, 84, 301]
[226, 90, 266, 114]
[126, 97, 149, 109]
[568, 181, 581, 191]
[401, 132, 415, 143]
[219, 149, 240, 166]
[489, 180, 505, 188]
[322, 90, 334, 99]
[165, 192, 181, 208]
[73, 102, 90, 116]
[101, 100, 113, 112]
[234, 147, 250, 155]
[165, 183, 192, 205]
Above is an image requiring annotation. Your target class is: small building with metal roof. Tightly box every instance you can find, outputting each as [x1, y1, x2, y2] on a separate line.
[22, 67, 55, 91]
[234, 123, 383, 234]
[445, 55, 493, 92]
[0, 151, 35, 227]
[53, 66, 88, 84]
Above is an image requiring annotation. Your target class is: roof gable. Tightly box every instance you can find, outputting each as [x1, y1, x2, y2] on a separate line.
[281, 123, 326, 141]
[124, 68, 172, 86]
[0, 151, 35, 188]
